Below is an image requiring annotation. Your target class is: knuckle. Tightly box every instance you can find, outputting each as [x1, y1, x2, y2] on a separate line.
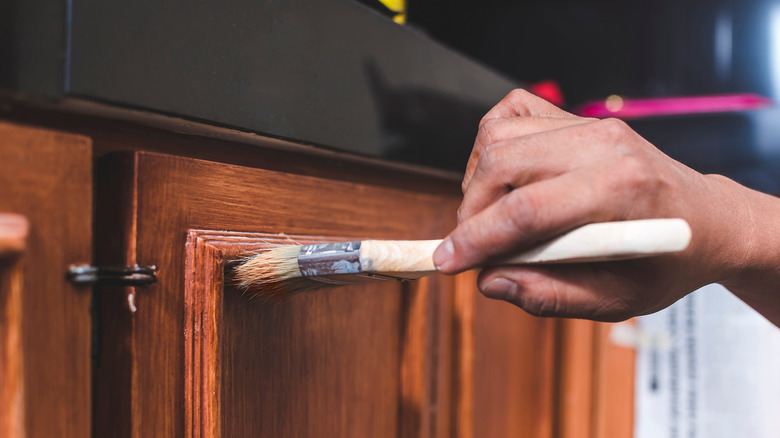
[503, 189, 541, 236]
[507, 88, 534, 102]
[505, 89, 534, 116]
[611, 156, 660, 197]
[599, 117, 631, 141]
[475, 144, 501, 175]
[476, 118, 503, 146]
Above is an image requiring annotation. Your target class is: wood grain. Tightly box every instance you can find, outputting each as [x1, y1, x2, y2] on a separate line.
[593, 322, 636, 438]
[556, 320, 636, 438]
[471, 293, 558, 438]
[2, 96, 641, 437]
[1, 222, 26, 438]
[557, 319, 597, 437]
[0, 122, 92, 438]
[96, 151, 463, 437]
[185, 230, 459, 437]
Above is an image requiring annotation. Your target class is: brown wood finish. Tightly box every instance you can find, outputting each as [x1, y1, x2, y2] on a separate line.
[185, 231, 452, 437]
[91, 148, 628, 438]
[557, 319, 636, 438]
[0, 112, 638, 437]
[0, 122, 93, 438]
[593, 322, 636, 438]
[95, 151, 468, 437]
[471, 293, 558, 438]
[0, 214, 27, 438]
[557, 319, 598, 437]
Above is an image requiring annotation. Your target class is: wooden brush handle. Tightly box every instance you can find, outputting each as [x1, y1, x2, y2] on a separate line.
[361, 218, 691, 274]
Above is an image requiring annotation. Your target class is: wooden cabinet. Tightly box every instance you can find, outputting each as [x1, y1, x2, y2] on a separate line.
[0, 118, 633, 438]
[93, 151, 467, 438]
[0, 122, 93, 438]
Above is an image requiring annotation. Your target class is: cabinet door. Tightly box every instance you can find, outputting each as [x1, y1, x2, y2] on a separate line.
[94, 151, 469, 438]
[0, 122, 93, 438]
[0, 213, 28, 438]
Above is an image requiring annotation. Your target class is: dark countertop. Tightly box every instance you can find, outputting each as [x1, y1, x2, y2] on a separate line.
[1, 0, 518, 172]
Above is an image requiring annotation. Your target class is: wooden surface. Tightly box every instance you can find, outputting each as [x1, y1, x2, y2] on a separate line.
[471, 292, 558, 438]
[186, 231, 428, 437]
[0, 122, 92, 438]
[362, 219, 690, 278]
[593, 322, 636, 438]
[0, 215, 26, 438]
[95, 151, 467, 437]
[0, 111, 639, 437]
[90, 148, 635, 438]
[557, 319, 636, 438]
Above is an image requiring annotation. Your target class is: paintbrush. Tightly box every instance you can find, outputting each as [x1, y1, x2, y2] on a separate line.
[234, 218, 691, 301]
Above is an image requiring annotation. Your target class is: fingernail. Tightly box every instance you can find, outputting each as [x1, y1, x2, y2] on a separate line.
[433, 238, 454, 271]
[482, 278, 517, 299]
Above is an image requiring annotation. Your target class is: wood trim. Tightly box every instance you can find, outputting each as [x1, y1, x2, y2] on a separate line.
[556, 319, 636, 438]
[592, 322, 636, 438]
[1, 256, 25, 438]
[451, 271, 476, 438]
[398, 276, 433, 438]
[0, 214, 27, 438]
[184, 230, 447, 438]
[0, 121, 93, 438]
[0, 214, 28, 259]
[556, 319, 597, 437]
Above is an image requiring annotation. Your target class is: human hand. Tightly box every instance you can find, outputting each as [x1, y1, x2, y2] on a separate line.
[433, 89, 761, 322]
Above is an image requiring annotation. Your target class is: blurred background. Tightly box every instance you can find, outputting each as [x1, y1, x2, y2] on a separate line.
[398, 1, 780, 436]
[405, 0, 780, 193]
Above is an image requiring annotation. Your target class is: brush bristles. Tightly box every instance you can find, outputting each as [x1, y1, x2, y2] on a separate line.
[233, 245, 335, 302]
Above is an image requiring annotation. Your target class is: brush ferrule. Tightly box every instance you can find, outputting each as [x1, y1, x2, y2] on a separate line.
[298, 241, 363, 276]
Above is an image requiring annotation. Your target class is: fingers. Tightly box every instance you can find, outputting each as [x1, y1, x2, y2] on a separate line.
[435, 164, 628, 274]
[475, 265, 641, 322]
[459, 120, 610, 222]
[462, 115, 593, 192]
[481, 88, 576, 121]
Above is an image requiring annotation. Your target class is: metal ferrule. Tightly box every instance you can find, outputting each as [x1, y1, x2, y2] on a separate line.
[298, 241, 363, 277]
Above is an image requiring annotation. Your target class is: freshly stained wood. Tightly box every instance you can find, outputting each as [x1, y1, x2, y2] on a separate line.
[97, 152, 466, 438]
[1, 227, 25, 438]
[0, 122, 92, 438]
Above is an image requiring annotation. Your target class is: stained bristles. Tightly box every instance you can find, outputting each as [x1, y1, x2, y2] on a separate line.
[233, 245, 335, 302]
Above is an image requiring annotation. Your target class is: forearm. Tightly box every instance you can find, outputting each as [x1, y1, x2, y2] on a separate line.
[715, 175, 780, 326]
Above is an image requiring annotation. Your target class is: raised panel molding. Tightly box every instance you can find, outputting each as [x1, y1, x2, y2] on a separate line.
[184, 230, 467, 438]
[0, 214, 28, 438]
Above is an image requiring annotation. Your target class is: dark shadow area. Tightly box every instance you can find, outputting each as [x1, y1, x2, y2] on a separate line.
[0, 0, 16, 88]
[631, 110, 780, 195]
[364, 58, 489, 172]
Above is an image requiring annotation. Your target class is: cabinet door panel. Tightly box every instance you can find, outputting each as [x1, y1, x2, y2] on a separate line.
[0, 214, 27, 438]
[98, 152, 463, 438]
[0, 122, 92, 438]
[186, 232, 405, 437]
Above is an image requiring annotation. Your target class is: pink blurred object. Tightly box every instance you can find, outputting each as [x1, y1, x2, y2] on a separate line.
[576, 93, 773, 119]
[529, 79, 566, 106]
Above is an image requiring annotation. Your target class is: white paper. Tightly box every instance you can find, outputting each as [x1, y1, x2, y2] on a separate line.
[635, 284, 780, 438]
